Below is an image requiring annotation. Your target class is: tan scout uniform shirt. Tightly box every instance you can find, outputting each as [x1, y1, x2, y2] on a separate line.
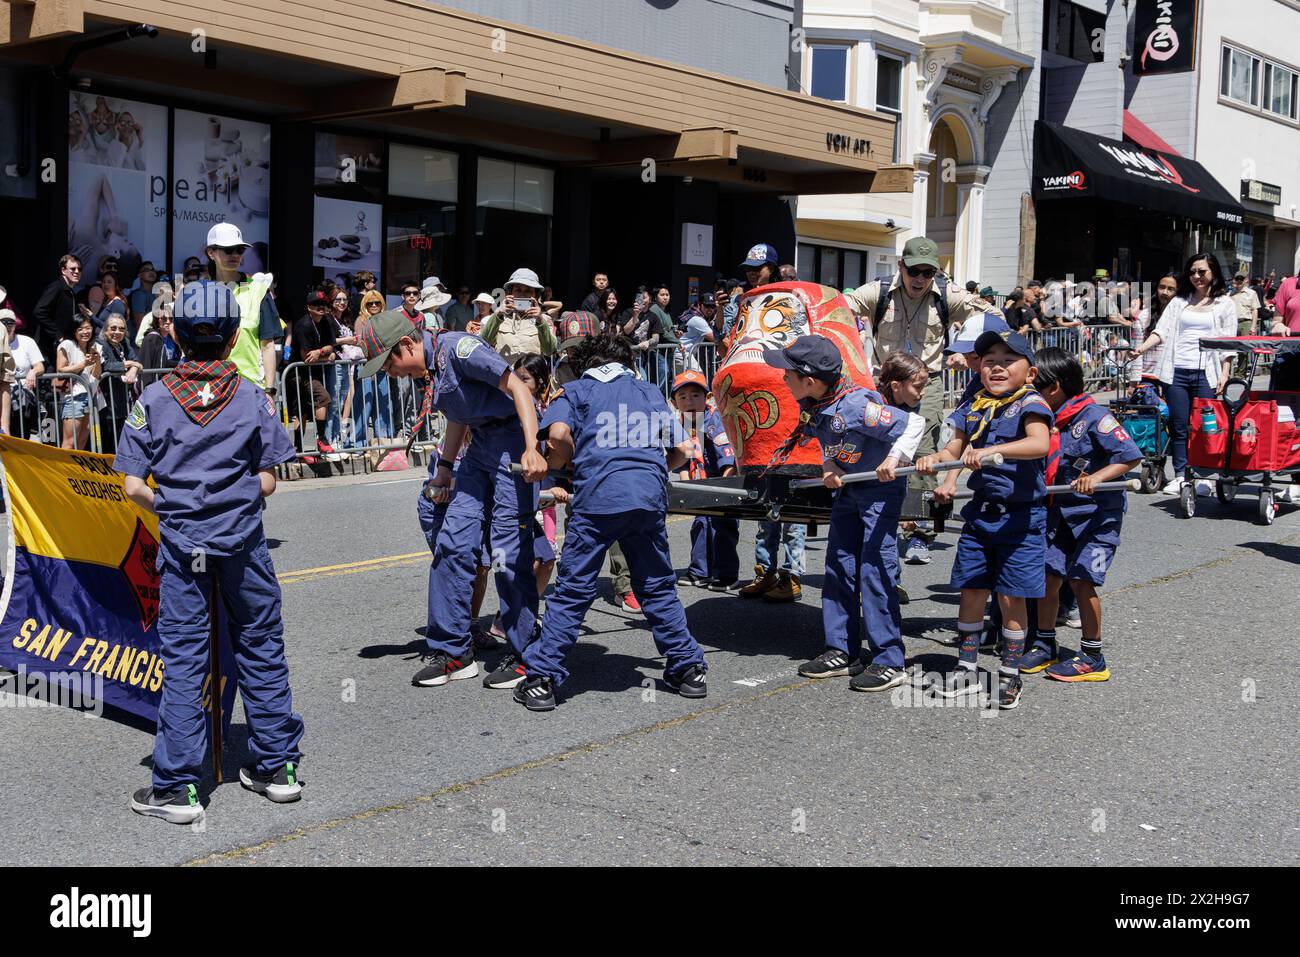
[842, 276, 994, 374]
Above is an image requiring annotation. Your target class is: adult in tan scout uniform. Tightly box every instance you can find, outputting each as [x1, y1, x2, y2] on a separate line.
[841, 236, 995, 565]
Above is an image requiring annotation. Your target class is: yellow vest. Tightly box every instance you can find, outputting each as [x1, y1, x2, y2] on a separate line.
[230, 277, 277, 385]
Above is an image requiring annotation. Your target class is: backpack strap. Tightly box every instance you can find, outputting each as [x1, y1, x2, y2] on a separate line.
[872, 278, 890, 327]
[935, 275, 950, 346]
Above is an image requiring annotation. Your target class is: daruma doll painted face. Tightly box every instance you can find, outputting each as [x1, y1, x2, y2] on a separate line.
[712, 281, 875, 472]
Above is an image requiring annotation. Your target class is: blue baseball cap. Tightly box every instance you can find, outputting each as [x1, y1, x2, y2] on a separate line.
[762, 334, 843, 384]
[173, 280, 241, 347]
[740, 243, 779, 269]
[974, 328, 1036, 364]
[944, 313, 1011, 356]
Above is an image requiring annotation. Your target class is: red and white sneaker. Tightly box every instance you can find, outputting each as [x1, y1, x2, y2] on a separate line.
[411, 651, 478, 687]
[619, 592, 642, 614]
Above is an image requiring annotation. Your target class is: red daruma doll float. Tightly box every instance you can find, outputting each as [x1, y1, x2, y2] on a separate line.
[712, 282, 875, 473]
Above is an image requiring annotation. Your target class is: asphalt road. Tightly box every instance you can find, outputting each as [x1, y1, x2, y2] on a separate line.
[2, 467, 1297, 866]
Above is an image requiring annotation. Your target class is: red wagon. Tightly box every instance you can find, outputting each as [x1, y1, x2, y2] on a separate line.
[1181, 336, 1300, 524]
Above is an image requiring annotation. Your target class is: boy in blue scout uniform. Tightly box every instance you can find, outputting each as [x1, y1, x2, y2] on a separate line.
[917, 330, 1053, 710]
[1020, 348, 1141, 682]
[115, 281, 304, 825]
[764, 336, 925, 692]
[670, 370, 741, 590]
[354, 308, 547, 690]
[515, 334, 707, 712]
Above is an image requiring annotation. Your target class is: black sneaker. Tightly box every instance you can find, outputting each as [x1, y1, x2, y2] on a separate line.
[998, 674, 1023, 710]
[850, 663, 908, 693]
[848, 656, 867, 677]
[937, 666, 982, 699]
[708, 577, 741, 593]
[798, 648, 853, 678]
[411, 650, 478, 687]
[514, 674, 556, 711]
[483, 653, 527, 690]
[239, 762, 303, 803]
[664, 664, 707, 699]
[130, 784, 203, 825]
[677, 573, 712, 588]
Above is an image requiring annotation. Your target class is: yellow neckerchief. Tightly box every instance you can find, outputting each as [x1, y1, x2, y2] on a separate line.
[968, 384, 1030, 444]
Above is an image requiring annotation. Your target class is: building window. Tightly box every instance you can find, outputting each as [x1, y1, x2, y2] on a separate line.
[1220, 43, 1299, 123]
[1264, 62, 1298, 120]
[476, 158, 554, 292]
[876, 53, 904, 162]
[1045, 0, 1106, 64]
[1221, 46, 1260, 106]
[810, 45, 849, 103]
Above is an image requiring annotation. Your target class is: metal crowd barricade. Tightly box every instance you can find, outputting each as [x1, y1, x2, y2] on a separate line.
[939, 322, 1131, 408]
[640, 341, 720, 401]
[21, 371, 103, 452]
[277, 359, 442, 465]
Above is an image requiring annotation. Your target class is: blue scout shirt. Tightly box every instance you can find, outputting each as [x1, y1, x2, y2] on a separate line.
[684, 408, 735, 478]
[114, 373, 295, 557]
[424, 331, 516, 427]
[540, 363, 688, 515]
[1051, 399, 1141, 526]
[808, 387, 919, 480]
[948, 387, 1054, 505]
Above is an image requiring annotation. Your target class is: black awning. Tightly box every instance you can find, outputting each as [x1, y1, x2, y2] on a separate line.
[1033, 121, 1246, 228]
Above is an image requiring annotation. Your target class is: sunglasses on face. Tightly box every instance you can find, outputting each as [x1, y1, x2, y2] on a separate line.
[905, 265, 936, 279]
[66, 266, 82, 272]
[403, 291, 419, 298]
[1190, 268, 1212, 277]
[367, 302, 382, 310]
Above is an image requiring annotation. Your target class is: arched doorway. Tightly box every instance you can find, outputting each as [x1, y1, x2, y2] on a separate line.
[924, 113, 976, 277]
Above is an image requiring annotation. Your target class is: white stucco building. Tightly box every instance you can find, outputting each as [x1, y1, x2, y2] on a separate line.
[795, 0, 1032, 287]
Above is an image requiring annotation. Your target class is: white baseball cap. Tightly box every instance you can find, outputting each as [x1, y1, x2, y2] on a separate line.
[944, 313, 1011, 356]
[206, 222, 250, 250]
[472, 292, 495, 306]
[0, 308, 16, 322]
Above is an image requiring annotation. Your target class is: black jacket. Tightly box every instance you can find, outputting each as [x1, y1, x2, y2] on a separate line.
[33, 279, 77, 364]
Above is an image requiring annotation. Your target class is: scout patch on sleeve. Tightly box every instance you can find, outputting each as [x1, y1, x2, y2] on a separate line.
[125, 400, 148, 431]
[1023, 395, 1053, 415]
[864, 403, 882, 427]
[454, 336, 481, 360]
[1098, 413, 1121, 434]
[831, 413, 846, 434]
[713, 430, 732, 446]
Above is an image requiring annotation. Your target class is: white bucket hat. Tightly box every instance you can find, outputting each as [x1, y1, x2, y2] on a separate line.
[472, 292, 496, 306]
[417, 284, 451, 311]
[504, 267, 544, 291]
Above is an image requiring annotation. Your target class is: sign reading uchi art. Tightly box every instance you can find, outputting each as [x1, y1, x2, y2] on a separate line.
[1134, 0, 1199, 75]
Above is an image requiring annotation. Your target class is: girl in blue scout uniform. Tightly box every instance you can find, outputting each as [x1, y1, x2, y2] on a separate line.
[354, 308, 547, 691]
[671, 370, 741, 590]
[516, 334, 707, 712]
[763, 336, 925, 692]
[917, 330, 1053, 710]
[115, 281, 304, 825]
[1019, 348, 1141, 682]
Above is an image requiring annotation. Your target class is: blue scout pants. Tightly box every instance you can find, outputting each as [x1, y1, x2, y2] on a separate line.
[153, 536, 304, 792]
[523, 509, 706, 686]
[689, 515, 740, 581]
[425, 421, 536, 657]
[821, 482, 906, 668]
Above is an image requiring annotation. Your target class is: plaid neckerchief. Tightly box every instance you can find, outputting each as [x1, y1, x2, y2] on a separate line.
[162, 360, 241, 426]
[765, 375, 857, 474]
[405, 332, 440, 454]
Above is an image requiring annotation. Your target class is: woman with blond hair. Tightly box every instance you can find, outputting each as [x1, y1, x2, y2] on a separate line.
[353, 289, 392, 444]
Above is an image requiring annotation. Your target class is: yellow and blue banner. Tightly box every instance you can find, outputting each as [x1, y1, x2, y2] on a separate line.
[0, 436, 234, 727]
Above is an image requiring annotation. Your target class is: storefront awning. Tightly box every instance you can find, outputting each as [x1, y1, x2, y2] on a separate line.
[1033, 121, 1245, 228]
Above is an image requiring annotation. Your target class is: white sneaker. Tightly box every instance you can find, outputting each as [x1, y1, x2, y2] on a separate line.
[1160, 476, 1183, 495]
[1194, 480, 1213, 497]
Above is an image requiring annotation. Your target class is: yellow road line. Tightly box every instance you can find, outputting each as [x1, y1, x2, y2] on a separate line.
[275, 515, 695, 584]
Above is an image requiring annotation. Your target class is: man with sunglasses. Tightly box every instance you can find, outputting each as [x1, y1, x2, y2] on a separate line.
[204, 223, 283, 395]
[33, 254, 84, 365]
[843, 236, 994, 565]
